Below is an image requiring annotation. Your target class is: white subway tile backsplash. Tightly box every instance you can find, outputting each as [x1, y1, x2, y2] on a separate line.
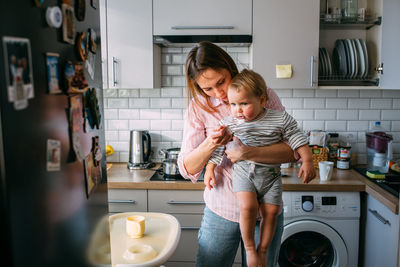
[161, 109, 183, 119]
[163, 65, 182, 76]
[129, 98, 150, 108]
[161, 87, 183, 97]
[293, 89, 314, 98]
[281, 98, 303, 109]
[105, 130, 119, 141]
[171, 98, 186, 108]
[140, 88, 161, 97]
[382, 90, 400, 98]
[140, 109, 161, 120]
[104, 109, 118, 119]
[108, 98, 129, 108]
[119, 89, 139, 98]
[292, 110, 314, 120]
[360, 90, 381, 98]
[150, 120, 171, 130]
[325, 121, 347, 131]
[347, 121, 369, 131]
[337, 90, 359, 98]
[118, 131, 130, 141]
[359, 110, 380, 120]
[103, 47, 400, 163]
[347, 98, 369, 109]
[337, 110, 358, 120]
[108, 120, 129, 130]
[370, 99, 392, 109]
[314, 110, 336, 120]
[304, 98, 325, 109]
[118, 109, 140, 119]
[151, 98, 171, 108]
[382, 110, 400, 120]
[161, 131, 183, 142]
[129, 120, 150, 130]
[326, 98, 348, 109]
[303, 120, 325, 131]
[315, 89, 337, 97]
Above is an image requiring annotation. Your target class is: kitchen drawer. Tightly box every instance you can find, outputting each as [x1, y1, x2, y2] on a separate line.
[148, 190, 204, 214]
[108, 189, 147, 212]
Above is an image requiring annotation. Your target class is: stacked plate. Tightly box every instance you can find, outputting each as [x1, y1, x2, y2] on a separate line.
[319, 47, 332, 79]
[331, 38, 369, 79]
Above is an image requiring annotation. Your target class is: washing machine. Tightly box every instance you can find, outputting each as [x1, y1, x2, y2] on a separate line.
[279, 192, 360, 267]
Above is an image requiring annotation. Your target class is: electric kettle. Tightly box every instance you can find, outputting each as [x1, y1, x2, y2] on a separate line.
[128, 130, 151, 169]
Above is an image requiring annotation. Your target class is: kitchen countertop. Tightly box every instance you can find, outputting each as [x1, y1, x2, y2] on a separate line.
[107, 163, 399, 214]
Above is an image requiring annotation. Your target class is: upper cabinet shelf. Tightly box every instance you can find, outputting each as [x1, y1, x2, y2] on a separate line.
[320, 16, 382, 30]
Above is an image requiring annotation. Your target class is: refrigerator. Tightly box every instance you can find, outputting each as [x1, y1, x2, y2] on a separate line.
[0, 1, 109, 266]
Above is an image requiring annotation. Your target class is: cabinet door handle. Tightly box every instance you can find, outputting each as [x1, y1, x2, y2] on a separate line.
[171, 26, 234, 30]
[109, 199, 136, 204]
[112, 57, 118, 86]
[167, 201, 205, 205]
[181, 226, 200, 230]
[310, 55, 315, 87]
[368, 208, 391, 226]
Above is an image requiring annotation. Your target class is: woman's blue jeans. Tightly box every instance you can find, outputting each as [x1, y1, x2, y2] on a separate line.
[196, 206, 284, 267]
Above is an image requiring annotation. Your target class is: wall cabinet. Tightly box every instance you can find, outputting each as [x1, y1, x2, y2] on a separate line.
[363, 194, 399, 267]
[100, 0, 160, 89]
[252, 0, 320, 89]
[252, 0, 400, 89]
[153, 0, 252, 36]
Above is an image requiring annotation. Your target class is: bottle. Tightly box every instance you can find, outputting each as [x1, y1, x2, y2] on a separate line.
[337, 142, 351, 170]
[371, 121, 385, 133]
[327, 133, 339, 166]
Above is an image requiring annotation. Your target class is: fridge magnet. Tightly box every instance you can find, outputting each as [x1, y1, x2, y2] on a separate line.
[84, 88, 101, 130]
[76, 32, 88, 61]
[64, 61, 88, 94]
[69, 95, 85, 161]
[34, 0, 44, 7]
[61, 3, 75, 44]
[90, 0, 98, 9]
[75, 0, 86, 21]
[85, 52, 95, 80]
[83, 150, 101, 198]
[88, 28, 97, 54]
[91, 136, 102, 167]
[45, 6, 63, 28]
[45, 52, 62, 94]
[46, 139, 61, 172]
[2, 36, 34, 110]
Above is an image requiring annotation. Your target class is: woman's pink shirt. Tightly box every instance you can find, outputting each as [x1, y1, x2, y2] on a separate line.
[178, 88, 291, 222]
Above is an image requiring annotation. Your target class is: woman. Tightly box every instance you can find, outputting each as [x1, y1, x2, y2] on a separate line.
[177, 41, 308, 267]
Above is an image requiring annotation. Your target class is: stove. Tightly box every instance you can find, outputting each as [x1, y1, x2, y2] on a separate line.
[149, 166, 204, 181]
[354, 167, 400, 198]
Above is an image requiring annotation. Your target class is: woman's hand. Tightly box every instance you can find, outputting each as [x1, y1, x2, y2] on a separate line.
[298, 161, 316, 183]
[225, 136, 249, 163]
[210, 125, 232, 146]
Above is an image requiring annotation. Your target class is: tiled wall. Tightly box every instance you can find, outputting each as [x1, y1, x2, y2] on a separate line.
[104, 46, 400, 164]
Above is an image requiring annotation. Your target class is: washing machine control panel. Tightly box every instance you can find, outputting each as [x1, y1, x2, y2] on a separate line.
[283, 192, 360, 218]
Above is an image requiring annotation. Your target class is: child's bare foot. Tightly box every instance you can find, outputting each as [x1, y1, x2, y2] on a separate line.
[257, 248, 267, 267]
[246, 249, 261, 267]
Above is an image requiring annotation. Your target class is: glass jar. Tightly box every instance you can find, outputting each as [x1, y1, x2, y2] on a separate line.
[341, 0, 358, 19]
[328, 133, 339, 165]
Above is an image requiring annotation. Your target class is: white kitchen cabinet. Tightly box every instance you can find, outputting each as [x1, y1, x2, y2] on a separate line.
[108, 189, 148, 213]
[153, 0, 252, 36]
[100, 0, 160, 89]
[363, 194, 399, 267]
[252, 0, 320, 89]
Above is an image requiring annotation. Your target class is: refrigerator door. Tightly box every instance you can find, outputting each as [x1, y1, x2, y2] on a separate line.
[0, 1, 108, 266]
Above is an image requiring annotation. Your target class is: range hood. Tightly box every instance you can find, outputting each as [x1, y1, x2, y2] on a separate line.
[153, 35, 252, 47]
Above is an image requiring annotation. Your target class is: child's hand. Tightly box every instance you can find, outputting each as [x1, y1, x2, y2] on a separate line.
[204, 168, 217, 190]
[211, 125, 232, 146]
[298, 161, 316, 183]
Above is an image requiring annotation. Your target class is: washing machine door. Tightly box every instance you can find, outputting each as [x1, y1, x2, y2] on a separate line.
[279, 220, 348, 267]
